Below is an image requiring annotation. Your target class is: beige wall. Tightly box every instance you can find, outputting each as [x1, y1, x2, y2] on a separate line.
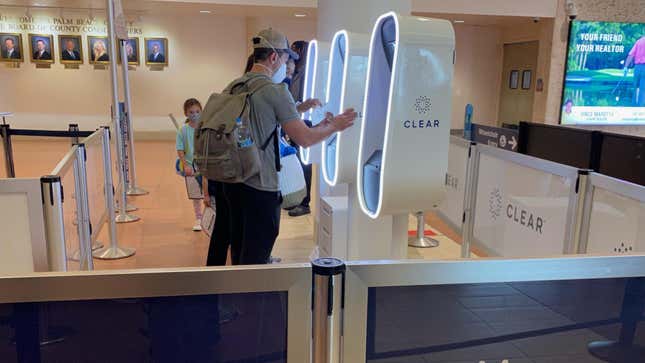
[500, 19, 554, 123]
[0, 8, 316, 133]
[412, 0, 558, 18]
[451, 24, 503, 127]
[545, 0, 645, 135]
[246, 16, 316, 53]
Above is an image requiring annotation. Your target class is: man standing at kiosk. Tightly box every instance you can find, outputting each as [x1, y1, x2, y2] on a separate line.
[220, 29, 356, 265]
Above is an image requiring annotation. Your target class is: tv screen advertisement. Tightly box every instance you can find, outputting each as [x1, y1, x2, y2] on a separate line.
[561, 20, 645, 125]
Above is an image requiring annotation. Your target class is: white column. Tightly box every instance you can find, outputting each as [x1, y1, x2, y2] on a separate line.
[317, 0, 412, 42]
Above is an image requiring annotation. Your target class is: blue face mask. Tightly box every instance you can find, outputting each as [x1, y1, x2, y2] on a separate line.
[188, 113, 201, 123]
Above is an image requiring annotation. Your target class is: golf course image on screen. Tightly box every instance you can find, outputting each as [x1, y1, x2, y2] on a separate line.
[562, 20, 645, 125]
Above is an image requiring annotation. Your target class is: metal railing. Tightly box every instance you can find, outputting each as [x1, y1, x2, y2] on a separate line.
[439, 135, 645, 259]
[40, 127, 136, 271]
[2, 255, 645, 362]
[0, 263, 312, 362]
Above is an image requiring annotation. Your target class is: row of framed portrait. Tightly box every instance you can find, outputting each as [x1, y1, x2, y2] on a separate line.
[0, 33, 168, 66]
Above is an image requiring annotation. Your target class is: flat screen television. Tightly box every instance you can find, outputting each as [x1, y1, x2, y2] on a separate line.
[561, 20, 645, 125]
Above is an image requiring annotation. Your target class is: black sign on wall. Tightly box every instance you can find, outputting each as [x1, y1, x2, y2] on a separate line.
[472, 124, 519, 152]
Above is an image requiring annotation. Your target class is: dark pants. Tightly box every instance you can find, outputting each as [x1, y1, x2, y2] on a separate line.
[223, 183, 281, 265]
[634, 64, 645, 106]
[295, 119, 313, 208]
[206, 181, 230, 266]
[300, 162, 312, 207]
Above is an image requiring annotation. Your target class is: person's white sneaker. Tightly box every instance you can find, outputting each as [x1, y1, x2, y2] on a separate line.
[192, 220, 202, 232]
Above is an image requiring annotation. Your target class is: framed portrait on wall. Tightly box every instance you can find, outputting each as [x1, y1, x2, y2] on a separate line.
[117, 38, 140, 66]
[29, 34, 54, 64]
[88, 36, 110, 64]
[509, 70, 519, 89]
[0, 33, 24, 63]
[145, 37, 168, 66]
[58, 35, 83, 64]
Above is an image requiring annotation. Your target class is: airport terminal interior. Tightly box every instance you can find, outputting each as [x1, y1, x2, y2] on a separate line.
[2, 0, 645, 362]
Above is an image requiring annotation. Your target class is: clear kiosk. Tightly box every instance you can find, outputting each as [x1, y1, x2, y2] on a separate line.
[300, 39, 330, 166]
[356, 12, 455, 258]
[318, 30, 394, 260]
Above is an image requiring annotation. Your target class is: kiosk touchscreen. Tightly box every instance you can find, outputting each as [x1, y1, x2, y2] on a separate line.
[356, 12, 455, 257]
[318, 30, 393, 260]
[300, 39, 330, 166]
[322, 30, 370, 186]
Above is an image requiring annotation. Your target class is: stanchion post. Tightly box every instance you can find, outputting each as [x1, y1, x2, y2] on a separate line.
[120, 40, 147, 196]
[1, 123, 16, 177]
[68, 124, 79, 146]
[93, 127, 136, 259]
[312, 258, 345, 363]
[461, 142, 479, 258]
[106, 0, 139, 223]
[40, 175, 67, 272]
[563, 170, 593, 254]
[72, 144, 94, 270]
[408, 211, 439, 248]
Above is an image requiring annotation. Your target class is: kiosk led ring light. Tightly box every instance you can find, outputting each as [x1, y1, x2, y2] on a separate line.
[300, 39, 318, 165]
[321, 30, 370, 187]
[356, 12, 455, 219]
[299, 39, 330, 165]
[322, 31, 349, 186]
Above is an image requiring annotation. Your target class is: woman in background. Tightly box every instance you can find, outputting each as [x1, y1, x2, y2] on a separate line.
[286, 40, 314, 217]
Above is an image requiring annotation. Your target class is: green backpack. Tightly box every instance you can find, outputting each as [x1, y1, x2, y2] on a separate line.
[194, 77, 280, 183]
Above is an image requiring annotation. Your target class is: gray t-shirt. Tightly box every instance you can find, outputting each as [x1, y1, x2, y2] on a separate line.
[224, 72, 300, 192]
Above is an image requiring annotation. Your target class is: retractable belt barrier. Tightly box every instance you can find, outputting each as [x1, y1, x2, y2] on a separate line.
[0, 123, 93, 178]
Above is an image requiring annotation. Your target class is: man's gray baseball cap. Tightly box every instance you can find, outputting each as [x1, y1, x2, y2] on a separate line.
[253, 28, 299, 60]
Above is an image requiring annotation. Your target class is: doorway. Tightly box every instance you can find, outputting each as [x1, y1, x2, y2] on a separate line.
[498, 41, 539, 126]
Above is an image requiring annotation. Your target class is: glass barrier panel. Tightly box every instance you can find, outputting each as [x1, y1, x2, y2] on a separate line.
[366, 278, 645, 362]
[0, 291, 287, 362]
[84, 136, 107, 243]
[473, 152, 574, 257]
[437, 139, 470, 232]
[586, 187, 645, 255]
[59, 164, 80, 271]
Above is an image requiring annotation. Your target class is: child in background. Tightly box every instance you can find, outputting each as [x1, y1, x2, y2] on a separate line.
[176, 98, 203, 231]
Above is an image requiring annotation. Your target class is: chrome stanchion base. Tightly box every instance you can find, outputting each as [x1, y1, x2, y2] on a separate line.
[92, 245, 136, 259]
[69, 241, 104, 262]
[408, 236, 440, 248]
[127, 186, 149, 196]
[115, 213, 140, 223]
[114, 202, 137, 212]
[588, 341, 645, 362]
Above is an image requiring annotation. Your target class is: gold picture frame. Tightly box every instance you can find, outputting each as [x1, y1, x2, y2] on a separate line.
[87, 35, 110, 65]
[144, 37, 168, 67]
[117, 37, 140, 66]
[58, 34, 83, 64]
[0, 33, 24, 63]
[28, 33, 55, 64]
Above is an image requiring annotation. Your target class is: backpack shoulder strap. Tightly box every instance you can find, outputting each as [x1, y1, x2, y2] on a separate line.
[260, 127, 281, 172]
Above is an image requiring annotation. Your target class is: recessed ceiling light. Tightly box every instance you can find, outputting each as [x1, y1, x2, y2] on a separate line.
[294, 13, 307, 17]
[199, 10, 211, 14]
[417, 17, 430, 21]
[454, 20, 465, 23]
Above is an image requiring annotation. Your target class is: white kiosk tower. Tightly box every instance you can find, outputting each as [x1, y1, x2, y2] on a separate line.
[300, 39, 330, 166]
[318, 30, 394, 260]
[357, 12, 455, 259]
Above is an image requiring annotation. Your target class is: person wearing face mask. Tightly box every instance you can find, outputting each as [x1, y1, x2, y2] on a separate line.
[176, 98, 204, 231]
[214, 29, 357, 266]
